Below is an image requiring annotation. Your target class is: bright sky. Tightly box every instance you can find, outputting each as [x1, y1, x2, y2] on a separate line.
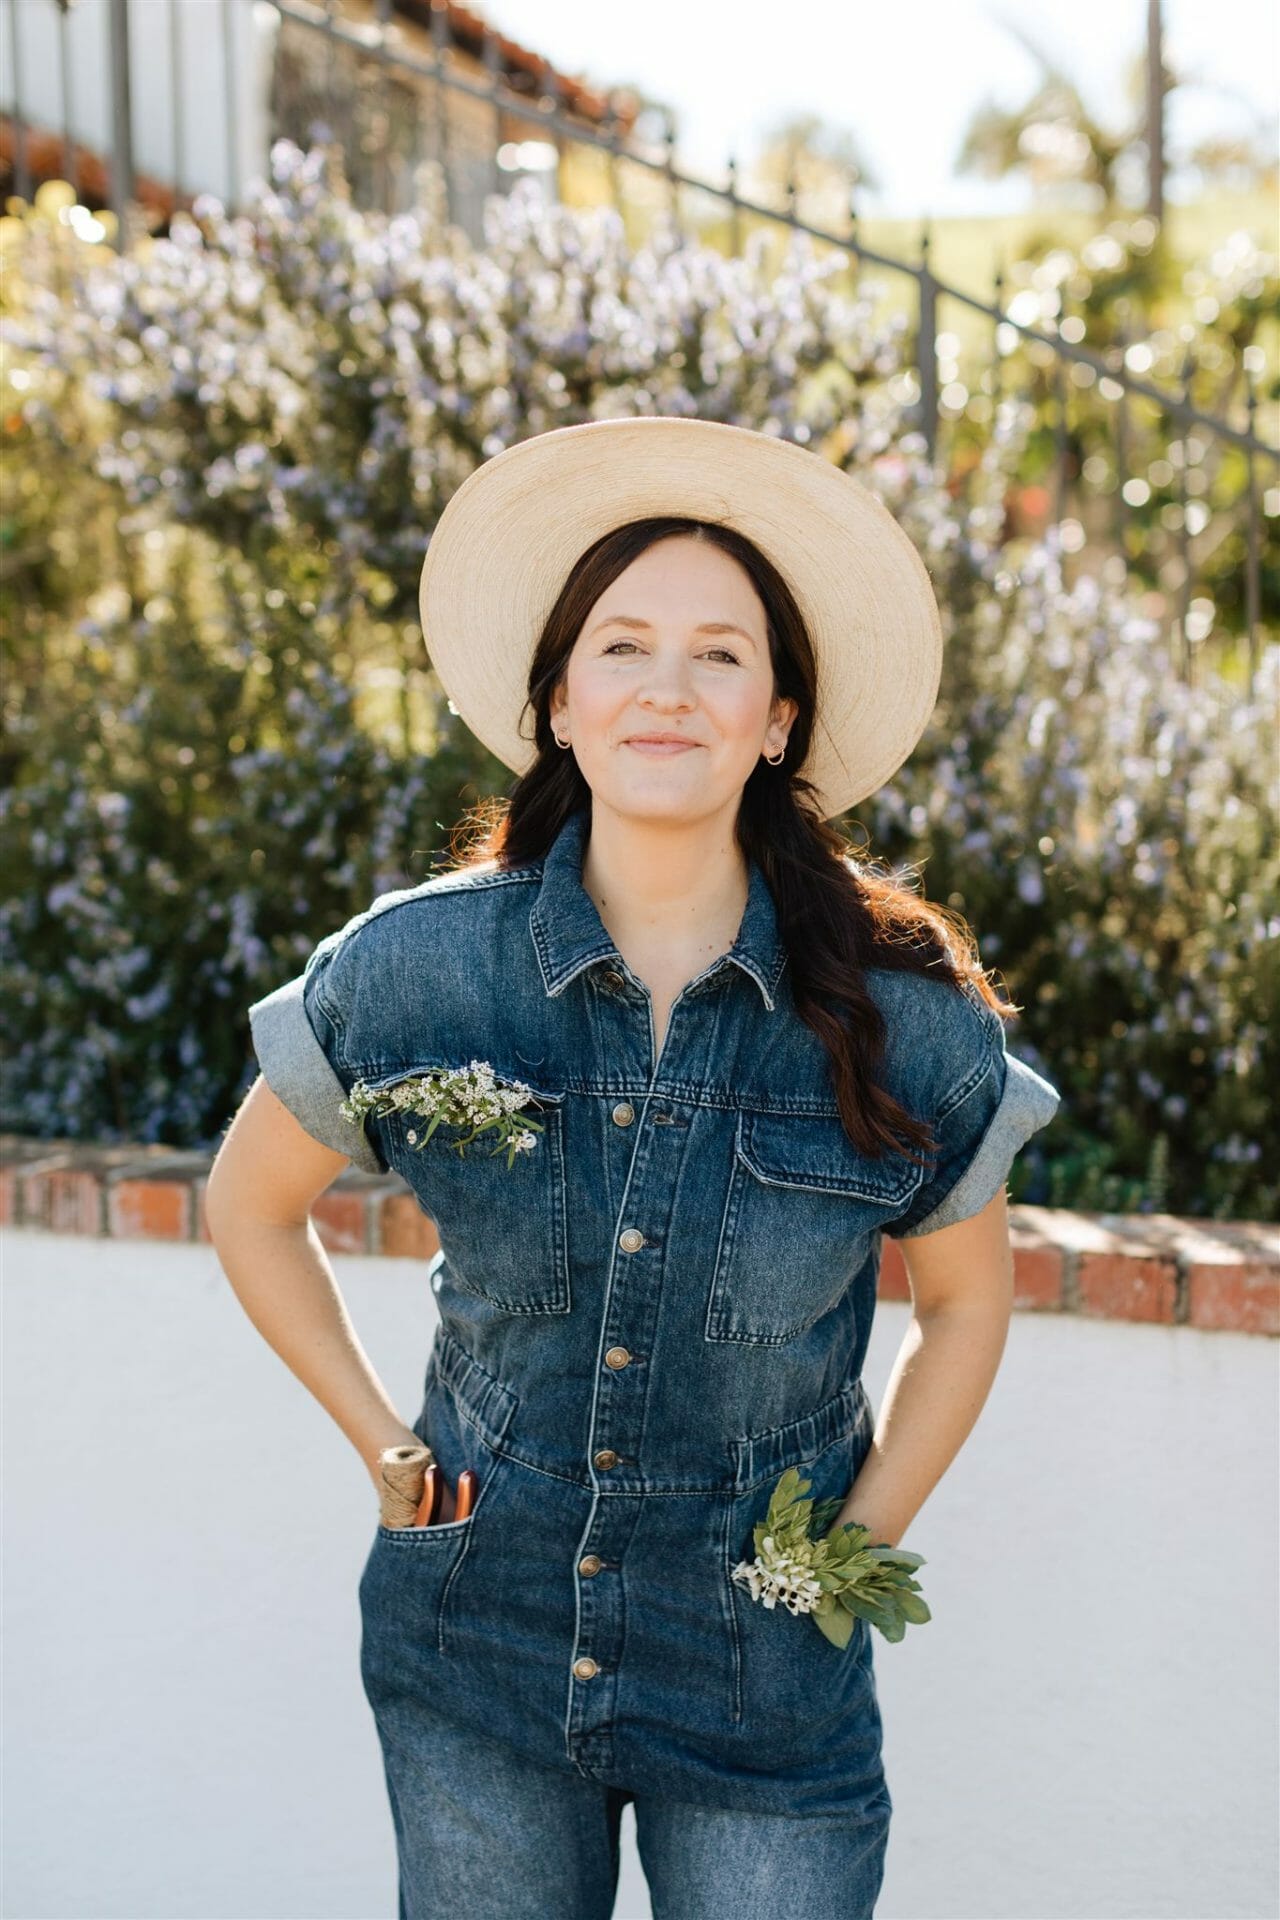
[482, 0, 1278, 218]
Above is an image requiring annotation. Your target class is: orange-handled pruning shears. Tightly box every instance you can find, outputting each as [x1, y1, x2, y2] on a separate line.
[414, 1462, 441, 1527]
[413, 1463, 479, 1526]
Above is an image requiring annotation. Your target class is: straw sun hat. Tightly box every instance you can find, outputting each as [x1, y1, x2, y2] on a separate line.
[418, 416, 944, 821]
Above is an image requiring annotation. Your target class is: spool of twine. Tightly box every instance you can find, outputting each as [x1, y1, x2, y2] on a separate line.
[377, 1442, 435, 1528]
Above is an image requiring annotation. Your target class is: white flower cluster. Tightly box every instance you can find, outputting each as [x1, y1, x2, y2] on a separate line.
[730, 1534, 826, 1616]
[340, 1060, 541, 1158]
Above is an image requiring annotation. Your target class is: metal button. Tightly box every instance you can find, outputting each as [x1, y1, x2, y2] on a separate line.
[578, 1554, 604, 1576]
[601, 969, 624, 990]
[593, 1448, 619, 1470]
[618, 1227, 645, 1253]
[573, 1657, 600, 1680]
[604, 1346, 632, 1369]
[611, 1101, 635, 1127]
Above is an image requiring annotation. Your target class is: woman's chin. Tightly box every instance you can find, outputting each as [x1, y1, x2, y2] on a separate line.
[594, 782, 734, 830]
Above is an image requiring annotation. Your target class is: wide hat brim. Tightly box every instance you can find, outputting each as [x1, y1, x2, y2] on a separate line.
[418, 416, 943, 821]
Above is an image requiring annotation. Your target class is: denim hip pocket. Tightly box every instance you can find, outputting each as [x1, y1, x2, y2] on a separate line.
[721, 1384, 877, 1759]
[358, 1328, 518, 1680]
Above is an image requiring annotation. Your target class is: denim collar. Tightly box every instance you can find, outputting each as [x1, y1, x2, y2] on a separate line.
[528, 805, 787, 1011]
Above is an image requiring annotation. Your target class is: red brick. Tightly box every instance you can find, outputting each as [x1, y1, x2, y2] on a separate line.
[107, 1178, 193, 1241]
[1187, 1260, 1280, 1336]
[193, 1178, 214, 1244]
[312, 1189, 369, 1255]
[378, 1193, 440, 1260]
[1011, 1241, 1065, 1311]
[1077, 1252, 1179, 1323]
[875, 1236, 909, 1301]
[20, 1163, 102, 1234]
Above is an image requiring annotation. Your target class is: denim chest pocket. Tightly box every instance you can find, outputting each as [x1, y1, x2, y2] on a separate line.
[373, 1071, 572, 1315]
[705, 1109, 924, 1345]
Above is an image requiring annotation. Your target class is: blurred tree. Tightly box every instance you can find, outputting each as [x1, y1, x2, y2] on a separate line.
[752, 112, 880, 227]
[956, 9, 1275, 218]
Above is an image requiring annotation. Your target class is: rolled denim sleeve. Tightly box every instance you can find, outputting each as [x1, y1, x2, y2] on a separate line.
[885, 990, 1061, 1240]
[247, 936, 388, 1175]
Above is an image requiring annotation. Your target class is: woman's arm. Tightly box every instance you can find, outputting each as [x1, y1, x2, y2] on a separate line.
[830, 1188, 1015, 1547]
[204, 1077, 421, 1493]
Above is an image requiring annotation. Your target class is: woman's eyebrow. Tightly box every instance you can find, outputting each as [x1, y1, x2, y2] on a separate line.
[588, 615, 758, 648]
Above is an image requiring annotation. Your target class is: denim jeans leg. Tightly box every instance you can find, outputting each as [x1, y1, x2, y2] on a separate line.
[632, 1793, 892, 1920]
[373, 1704, 628, 1920]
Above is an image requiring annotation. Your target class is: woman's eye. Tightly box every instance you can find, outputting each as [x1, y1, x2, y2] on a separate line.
[602, 640, 740, 664]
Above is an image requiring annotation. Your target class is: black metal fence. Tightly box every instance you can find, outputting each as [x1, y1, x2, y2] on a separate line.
[3, 0, 1276, 672]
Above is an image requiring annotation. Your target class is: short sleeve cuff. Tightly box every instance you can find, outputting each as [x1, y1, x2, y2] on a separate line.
[248, 973, 386, 1175]
[895, 1053, 1061, 1239]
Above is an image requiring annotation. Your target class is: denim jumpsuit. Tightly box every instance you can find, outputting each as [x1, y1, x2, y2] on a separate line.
[248, 802, 1061, 1919]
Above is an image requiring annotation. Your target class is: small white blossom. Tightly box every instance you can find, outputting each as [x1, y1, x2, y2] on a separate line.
[730, 1532, 826, 1615]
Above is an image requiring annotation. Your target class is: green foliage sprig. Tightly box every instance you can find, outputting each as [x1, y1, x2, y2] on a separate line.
[730, 1466, 930, 1649]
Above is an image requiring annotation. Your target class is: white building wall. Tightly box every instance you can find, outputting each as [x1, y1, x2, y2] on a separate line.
[2, 0, 279, 209]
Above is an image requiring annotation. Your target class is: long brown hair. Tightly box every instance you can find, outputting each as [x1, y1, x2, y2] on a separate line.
[442, 516, 1016, 1168]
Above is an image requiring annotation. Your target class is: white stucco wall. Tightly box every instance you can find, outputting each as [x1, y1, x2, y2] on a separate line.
[3, 1227, 1277, 1919]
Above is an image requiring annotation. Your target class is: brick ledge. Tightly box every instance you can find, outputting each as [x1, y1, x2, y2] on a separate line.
[2, 1134, 1275, 1336]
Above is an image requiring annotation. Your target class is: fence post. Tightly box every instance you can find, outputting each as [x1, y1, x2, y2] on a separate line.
[1177, 342, 1195, 682]
[1245, 369, 1262, 680]
[726, 153, 741, 258]
[107, 0, 135, 248]
[483, 20, 503, 209]
[604, 91, 623, 216]
[663, 107, 680, 238]
[916, 221, 938, 468]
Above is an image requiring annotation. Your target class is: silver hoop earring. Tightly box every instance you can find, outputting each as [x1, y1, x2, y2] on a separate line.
[763, 745, 786, 766]
[553, 733, 572, 750]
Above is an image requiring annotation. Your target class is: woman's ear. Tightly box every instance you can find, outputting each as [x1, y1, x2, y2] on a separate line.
[771, 693, 799, 743]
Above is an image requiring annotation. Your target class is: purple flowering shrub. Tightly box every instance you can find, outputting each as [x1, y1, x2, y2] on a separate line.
[1, 146, 1275, 1216]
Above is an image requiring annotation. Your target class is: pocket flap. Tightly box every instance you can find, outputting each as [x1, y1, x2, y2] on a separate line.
[735, 1110, 923, 1208]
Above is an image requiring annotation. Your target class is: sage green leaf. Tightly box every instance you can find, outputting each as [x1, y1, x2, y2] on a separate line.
[813, 1606, 855, 1650]
[807, 1496, 843, 1535]
[865, 1545, 926, 1570]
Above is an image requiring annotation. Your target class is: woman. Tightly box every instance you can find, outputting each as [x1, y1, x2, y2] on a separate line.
[206, 417, 1061, 1920]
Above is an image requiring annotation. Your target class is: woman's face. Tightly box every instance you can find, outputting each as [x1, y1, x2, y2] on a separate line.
[548, 535, 797, 826]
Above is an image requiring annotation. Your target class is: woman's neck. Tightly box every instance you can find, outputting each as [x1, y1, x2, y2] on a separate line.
[578, 807, 751, 974]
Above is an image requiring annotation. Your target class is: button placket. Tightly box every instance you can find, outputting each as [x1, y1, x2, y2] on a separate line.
[570, 967, 699, 1761]
[567, 1494, 643, 1761]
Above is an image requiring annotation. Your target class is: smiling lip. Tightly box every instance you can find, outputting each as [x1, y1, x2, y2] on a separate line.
[625, 735, 700, 753]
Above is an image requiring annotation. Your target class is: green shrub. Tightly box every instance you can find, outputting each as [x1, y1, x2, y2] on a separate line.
[1, 145, 1275, 1217]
